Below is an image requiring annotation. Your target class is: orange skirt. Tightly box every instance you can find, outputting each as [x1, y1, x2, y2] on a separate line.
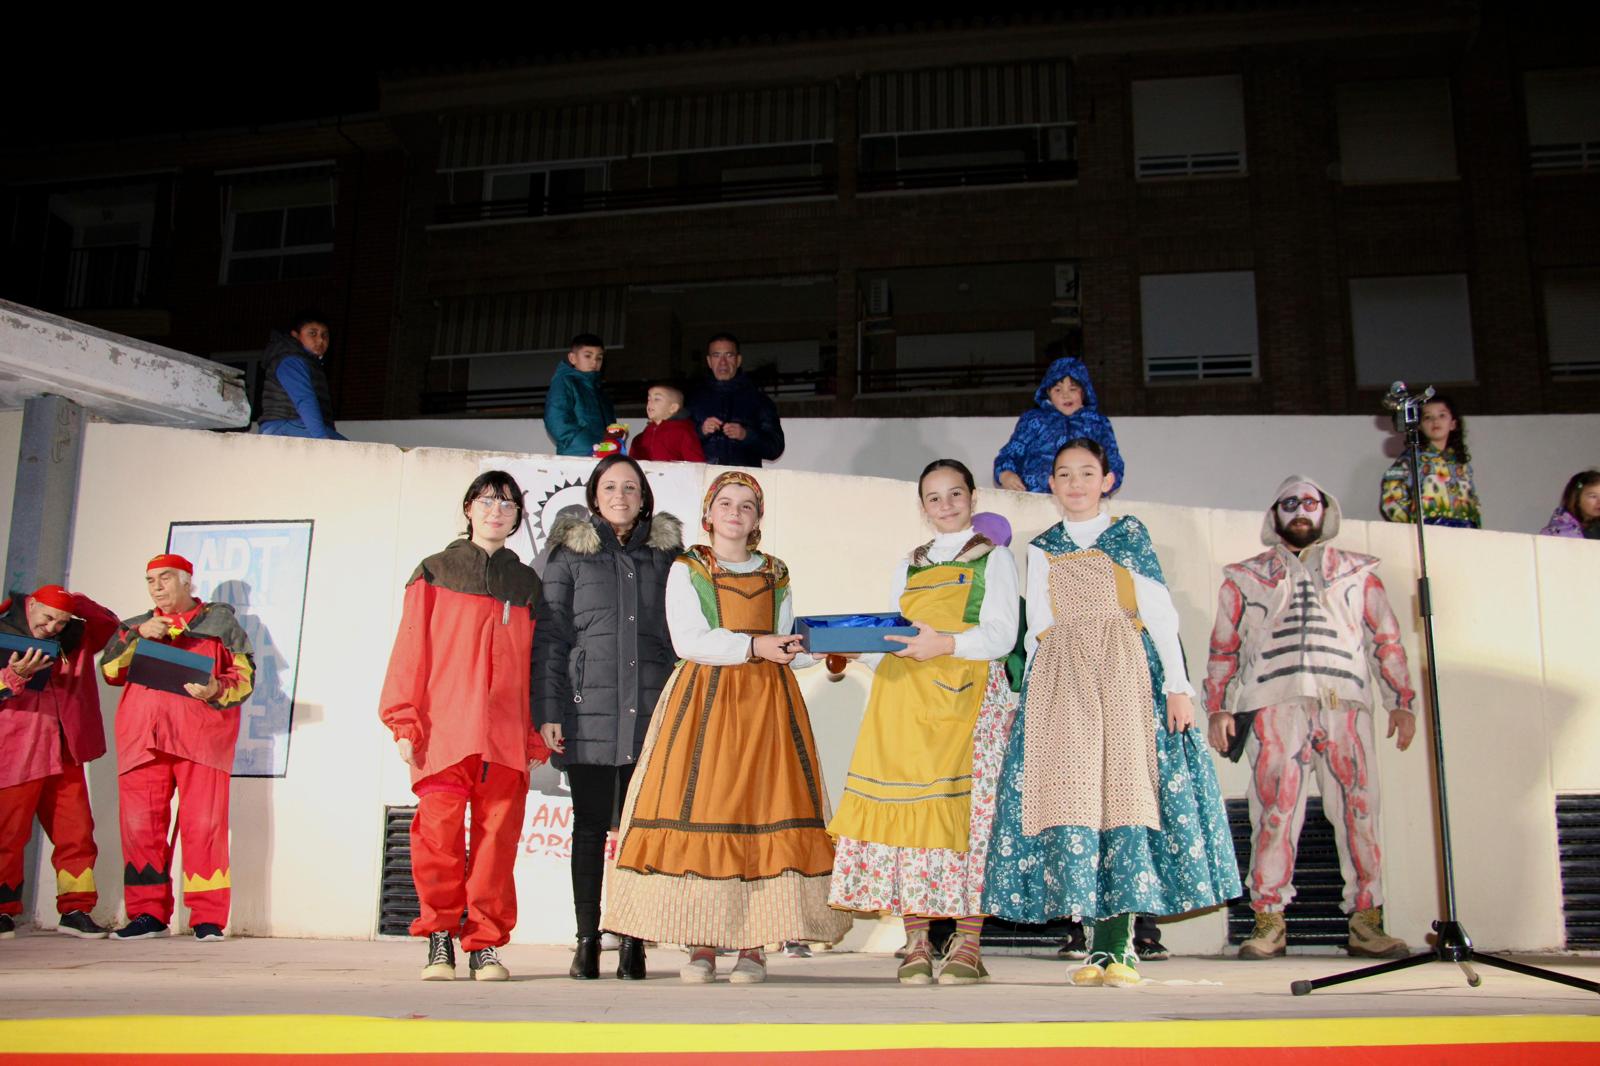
[606, 659, 853, 948]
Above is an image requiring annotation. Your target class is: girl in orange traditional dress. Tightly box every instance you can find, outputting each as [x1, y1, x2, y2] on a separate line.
[605, 471, 852, 984]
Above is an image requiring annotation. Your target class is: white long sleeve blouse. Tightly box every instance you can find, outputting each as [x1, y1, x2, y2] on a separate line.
[1023, 512, 1194, 696]
[885, 528, 1020, 662]
[664, 552, 814, 669]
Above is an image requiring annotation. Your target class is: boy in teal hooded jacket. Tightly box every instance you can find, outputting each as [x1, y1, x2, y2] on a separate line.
[544, 334, 616, 457]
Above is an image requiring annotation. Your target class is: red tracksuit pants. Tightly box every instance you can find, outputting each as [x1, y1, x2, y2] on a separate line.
[119, 753, 231, 927]
[410, 755, 526, 951]
[0, 763, 98, 916]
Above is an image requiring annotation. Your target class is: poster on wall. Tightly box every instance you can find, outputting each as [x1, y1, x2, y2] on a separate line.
[166, 520, 313, 779]
[486, 457, 703, 943]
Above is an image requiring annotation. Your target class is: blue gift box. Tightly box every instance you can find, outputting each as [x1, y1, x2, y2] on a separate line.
[794, 613, 918, 655]
[128, 639, 214, 697]
[0, 633, 62, 691]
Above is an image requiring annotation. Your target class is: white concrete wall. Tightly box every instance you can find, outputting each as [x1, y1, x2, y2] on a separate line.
[31, 425, 1600, 954]
[342, 413, 1600, 537]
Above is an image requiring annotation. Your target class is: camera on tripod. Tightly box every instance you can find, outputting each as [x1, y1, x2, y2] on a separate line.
[1382, 380, 1435, 434]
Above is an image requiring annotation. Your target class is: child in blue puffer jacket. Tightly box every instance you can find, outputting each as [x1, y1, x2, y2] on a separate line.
[993, 357, 1125, 494]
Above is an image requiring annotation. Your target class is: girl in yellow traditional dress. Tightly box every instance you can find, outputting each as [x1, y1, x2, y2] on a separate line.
[827, 460, 1020, 985]
[605, 471, 852, 984]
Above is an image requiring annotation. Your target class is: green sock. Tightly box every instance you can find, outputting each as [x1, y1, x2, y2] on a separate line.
[1087, 913, 1136, 966]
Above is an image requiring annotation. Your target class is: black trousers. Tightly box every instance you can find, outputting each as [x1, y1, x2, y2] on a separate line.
[566, 762, 635, 938]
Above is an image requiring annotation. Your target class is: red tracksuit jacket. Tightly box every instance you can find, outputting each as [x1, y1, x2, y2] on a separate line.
[0, 592, 119, 790]
[379, 538, 550, 785]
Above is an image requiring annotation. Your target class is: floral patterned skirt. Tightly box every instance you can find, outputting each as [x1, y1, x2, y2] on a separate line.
[980, 648, 1242, 922]
[828, 662, 1017, 917]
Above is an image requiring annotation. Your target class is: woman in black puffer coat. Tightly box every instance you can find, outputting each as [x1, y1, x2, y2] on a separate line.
[533, 454, 683, 981]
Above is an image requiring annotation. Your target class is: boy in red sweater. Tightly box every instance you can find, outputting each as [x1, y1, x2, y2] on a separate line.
[630, 384, 705, 463]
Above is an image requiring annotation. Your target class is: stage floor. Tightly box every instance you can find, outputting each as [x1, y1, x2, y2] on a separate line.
[4, 934, 1598, 1064]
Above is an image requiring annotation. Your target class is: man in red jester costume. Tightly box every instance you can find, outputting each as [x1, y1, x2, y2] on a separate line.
[101, 554, 254, 942]
[0, 584, 119, 939]
[1204, 476, 1416, 961]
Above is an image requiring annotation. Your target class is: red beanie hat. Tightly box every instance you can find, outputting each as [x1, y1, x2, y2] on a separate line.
[146, 553, 194, 575]
[30, 584, 75, 613]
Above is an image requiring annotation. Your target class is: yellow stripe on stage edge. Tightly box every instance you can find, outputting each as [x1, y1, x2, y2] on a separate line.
[1, 1016, 1597, 1055]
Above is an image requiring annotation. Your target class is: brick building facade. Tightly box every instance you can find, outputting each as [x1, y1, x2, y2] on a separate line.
[3, 5, 1595, 423]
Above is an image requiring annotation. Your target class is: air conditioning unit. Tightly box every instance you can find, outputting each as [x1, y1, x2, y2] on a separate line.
[1054, 263, 1079, 302]
[1046, 126, 1074, 162]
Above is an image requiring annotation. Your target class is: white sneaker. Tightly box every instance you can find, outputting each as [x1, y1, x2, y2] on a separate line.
[729, 950, 767, 984]
[679, 949, 716, 984]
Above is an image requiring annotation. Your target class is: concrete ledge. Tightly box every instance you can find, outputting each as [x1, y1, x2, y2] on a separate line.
[0, 299, 247, 429]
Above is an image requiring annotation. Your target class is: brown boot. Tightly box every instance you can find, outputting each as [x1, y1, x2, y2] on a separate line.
[1238, 911, 1287, 960]
[1347, 907, 1409, 959]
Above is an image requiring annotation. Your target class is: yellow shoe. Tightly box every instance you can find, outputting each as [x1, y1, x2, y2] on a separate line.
[1069, 962, 1105, 987]
[1103, 960, 1141, 987]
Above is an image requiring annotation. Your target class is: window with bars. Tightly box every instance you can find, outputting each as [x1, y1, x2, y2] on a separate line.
[1140, 271, 1260, 382]
[221, 164, 336, 285]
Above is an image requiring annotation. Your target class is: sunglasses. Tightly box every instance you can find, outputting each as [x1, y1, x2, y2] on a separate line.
[1277, 496, 1323, 515]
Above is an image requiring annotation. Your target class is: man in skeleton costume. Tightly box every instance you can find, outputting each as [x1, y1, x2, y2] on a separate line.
[1204, 476, 1416, 960]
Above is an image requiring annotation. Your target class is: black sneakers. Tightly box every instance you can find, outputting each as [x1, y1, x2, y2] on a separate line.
[111, 914, 168, 941]
[469, 945, 510, 982]
[193, 923, 225, 942]
[0, 914, 14, 939]
[58, 911, 110, 939]
[421, 931, 456, 981]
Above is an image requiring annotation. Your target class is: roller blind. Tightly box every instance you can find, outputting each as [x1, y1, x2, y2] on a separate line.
[1132, 75, 1246, 178]
[1525, 69, 1600, 170]
[1349, 275, 1475, 387]
[1337, 79, 1457, 184]
[1140, 271, 1259, 381]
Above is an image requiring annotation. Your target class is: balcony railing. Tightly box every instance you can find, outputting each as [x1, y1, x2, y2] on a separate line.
[435, 174, 837, 225]
[858, 159, 1077, 194]
[855, 361, 1043, 395]
[420, 370, 836, 416]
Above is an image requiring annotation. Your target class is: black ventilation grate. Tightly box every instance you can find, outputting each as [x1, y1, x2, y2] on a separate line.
[1225, 797, 1349, 945]
[379, 806, 420, 937]
[1557, 794, 1600, 949]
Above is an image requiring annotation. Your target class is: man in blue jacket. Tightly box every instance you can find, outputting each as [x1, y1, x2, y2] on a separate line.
[686, 333, 785, 468]
[257, 310, 347, 441]
[544, 334, 615, 457]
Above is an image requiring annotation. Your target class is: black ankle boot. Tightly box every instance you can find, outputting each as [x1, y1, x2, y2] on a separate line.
[570, 935, 601, 980]
[616, 935, 647, 980]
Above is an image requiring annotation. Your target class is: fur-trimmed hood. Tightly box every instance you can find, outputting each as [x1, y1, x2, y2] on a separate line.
[551, 511, 684, 555]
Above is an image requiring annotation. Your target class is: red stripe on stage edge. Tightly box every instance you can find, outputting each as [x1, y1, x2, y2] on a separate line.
[4, 1045, 1594, 1066]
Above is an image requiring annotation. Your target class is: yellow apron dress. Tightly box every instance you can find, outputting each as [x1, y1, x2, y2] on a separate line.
[828, 548, 995, 852]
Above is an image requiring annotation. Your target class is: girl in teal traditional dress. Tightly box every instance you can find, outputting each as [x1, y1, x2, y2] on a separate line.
[981, 438, 1240, 987]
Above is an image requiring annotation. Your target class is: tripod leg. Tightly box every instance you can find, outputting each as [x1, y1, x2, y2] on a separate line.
[1290, 950, 1435, 996]
[1467, 952, 1600, 996]
[1457, 961, 1481, 988]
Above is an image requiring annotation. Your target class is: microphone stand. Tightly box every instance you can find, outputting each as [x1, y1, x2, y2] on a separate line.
[1290, 392, 1599, 997]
